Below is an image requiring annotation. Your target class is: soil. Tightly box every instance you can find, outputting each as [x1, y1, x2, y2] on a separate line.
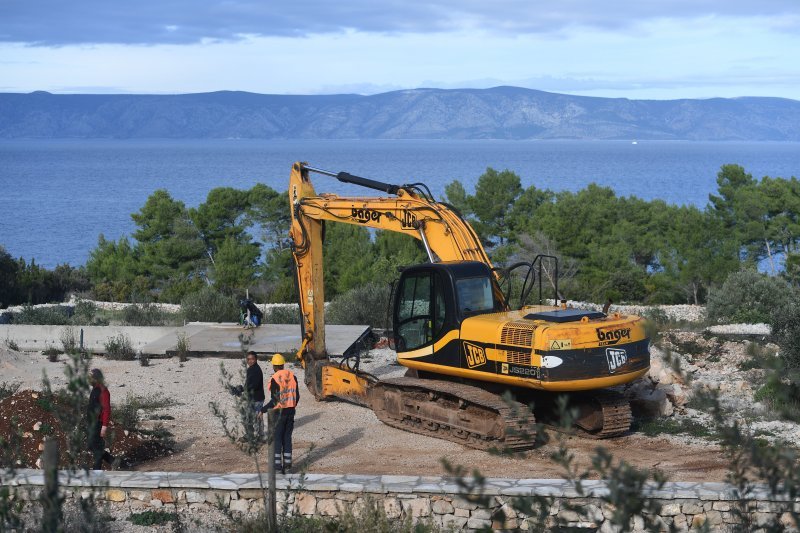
[0, 389, 171, 469]
[0, 345, 739, 481]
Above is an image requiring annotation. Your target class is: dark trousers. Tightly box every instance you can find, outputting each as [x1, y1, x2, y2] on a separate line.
[88, 430, 114, 470]
[273, 408, 295, 472]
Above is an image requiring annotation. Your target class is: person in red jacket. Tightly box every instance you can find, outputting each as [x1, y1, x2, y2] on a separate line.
[87, 368, 116, 470]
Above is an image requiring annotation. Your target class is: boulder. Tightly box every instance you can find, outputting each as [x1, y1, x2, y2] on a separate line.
[630, 386, 674, 417]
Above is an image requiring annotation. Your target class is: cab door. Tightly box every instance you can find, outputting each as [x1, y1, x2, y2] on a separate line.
[393, 271, 435, 357]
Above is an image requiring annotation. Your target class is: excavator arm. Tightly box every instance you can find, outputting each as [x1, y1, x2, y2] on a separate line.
[287, 161, 496, 399]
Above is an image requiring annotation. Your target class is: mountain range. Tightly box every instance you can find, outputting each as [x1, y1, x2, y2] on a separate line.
[1, 87, 799, 141]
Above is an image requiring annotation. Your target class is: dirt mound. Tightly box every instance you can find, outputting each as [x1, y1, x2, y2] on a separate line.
[0, 389, 171, 469]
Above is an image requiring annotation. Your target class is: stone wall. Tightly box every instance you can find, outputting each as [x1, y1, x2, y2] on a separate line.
[3, 470, 797, 532]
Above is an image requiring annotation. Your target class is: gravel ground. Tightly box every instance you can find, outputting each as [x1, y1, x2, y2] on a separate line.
[1, 344, 732, 484]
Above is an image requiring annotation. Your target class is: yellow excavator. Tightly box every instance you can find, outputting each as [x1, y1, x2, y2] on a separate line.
[288, 162, 650, 450]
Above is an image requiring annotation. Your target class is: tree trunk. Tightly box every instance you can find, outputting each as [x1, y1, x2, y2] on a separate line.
[765, 239, 776, 275]
[267, 410, 277, 532]
[41, 438, 62, 531]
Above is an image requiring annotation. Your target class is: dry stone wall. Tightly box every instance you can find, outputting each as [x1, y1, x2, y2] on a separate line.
[3, 470, 798, 532]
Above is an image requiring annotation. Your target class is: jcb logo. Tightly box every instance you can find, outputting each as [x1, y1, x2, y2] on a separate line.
[400, 210, 417, 229]
[463, 342, 487, 368]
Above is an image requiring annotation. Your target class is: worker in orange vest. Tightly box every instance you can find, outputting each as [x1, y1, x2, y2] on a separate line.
[259, 354, 299, 474]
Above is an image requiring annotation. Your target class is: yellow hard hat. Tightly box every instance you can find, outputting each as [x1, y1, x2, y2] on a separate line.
[272, 353, 286, 366]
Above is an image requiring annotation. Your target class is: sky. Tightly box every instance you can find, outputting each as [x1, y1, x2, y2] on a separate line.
[1, 1, 799, 100]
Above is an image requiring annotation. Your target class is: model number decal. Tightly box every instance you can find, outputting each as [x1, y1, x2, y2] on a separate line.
[507, 364, 540, 378]
[463, 342, 487, 368]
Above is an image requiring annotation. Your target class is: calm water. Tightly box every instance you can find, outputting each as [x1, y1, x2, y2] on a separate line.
[1, 139, 799, 268]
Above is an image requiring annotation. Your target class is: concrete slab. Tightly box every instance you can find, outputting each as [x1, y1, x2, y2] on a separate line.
[142, 323, 370, 357]
[1, 323, 370, 358]
[0, 325, 178, 353]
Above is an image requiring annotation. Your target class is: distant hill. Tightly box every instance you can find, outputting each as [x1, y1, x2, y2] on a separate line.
[1, 87, 799, 140]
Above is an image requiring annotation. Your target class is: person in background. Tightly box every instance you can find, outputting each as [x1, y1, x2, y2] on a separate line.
[245, 351, 265, 426]
[87, 368, 116, 470]
[241, 299, 264, 329]
[259, 354, 299, 474]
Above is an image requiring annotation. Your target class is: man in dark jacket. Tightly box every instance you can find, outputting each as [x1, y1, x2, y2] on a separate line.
[259, 354, 299, 475]
[87, 368, 116, 470]
[245, 351, 265, 413]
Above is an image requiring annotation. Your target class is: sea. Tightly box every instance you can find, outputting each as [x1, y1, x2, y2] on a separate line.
[1, 139, 799, 268]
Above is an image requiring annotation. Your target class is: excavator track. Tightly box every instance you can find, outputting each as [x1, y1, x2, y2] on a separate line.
[569, 389, 632, 439]
[369, 377, 537, 451]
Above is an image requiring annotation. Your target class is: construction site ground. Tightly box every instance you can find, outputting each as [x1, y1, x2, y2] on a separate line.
[1, 344, 736, 482]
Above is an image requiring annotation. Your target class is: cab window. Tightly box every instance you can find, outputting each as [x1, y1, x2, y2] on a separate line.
[456, 276, 496, 318]
[395, 272, 446, 351]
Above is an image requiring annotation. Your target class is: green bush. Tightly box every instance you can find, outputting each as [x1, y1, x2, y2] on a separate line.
[753, 379, 800, 423]
[180, 287, 238, 323]
[707, 269, 795, 324]
[770, 304, 800, 369]
[13, 305, 71, 325]
[104, 333, 136, 360]
[262, 305, 301, 324]
[71, 300, 98, 325]
[121, 302, 167, 326]
[327, 282, 392, 329]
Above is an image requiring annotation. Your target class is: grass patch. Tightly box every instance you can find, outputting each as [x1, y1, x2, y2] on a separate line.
[0, 381, 21, 401]
[634, 417, 717, 440]
[127, 510, 177, 526]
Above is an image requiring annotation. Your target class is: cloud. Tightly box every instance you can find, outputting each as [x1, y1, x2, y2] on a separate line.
[2, 0, 799, 46]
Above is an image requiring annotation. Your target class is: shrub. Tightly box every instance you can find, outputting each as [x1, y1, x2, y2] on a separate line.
[14, 305, 71, 325]
[262, 304, 301, 324]
[175, 332, 190, 363]
[770, 304, 800, 370]
[138, 352, 150, 367]
[180, 287, 238, 323]
[71, 300, 97, 325]
[707, 269, 795, 324]
[59, 326, 78, 354]
[43, 346, 61, 362]
[127, 510, 176, 526]
[327, 282, 392, 329]
[114, 392, 178, 430]
[4, 337, 20, 351]
[104, 333, 136, 360]
[121, 302, 167, 326]
[754, 379, 800, 423]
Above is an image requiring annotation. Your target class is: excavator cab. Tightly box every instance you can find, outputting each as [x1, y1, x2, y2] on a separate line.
[393, 261, 503, 353]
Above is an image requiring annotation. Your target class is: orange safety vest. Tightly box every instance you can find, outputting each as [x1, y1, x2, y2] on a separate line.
[270, 369, 298, 409]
